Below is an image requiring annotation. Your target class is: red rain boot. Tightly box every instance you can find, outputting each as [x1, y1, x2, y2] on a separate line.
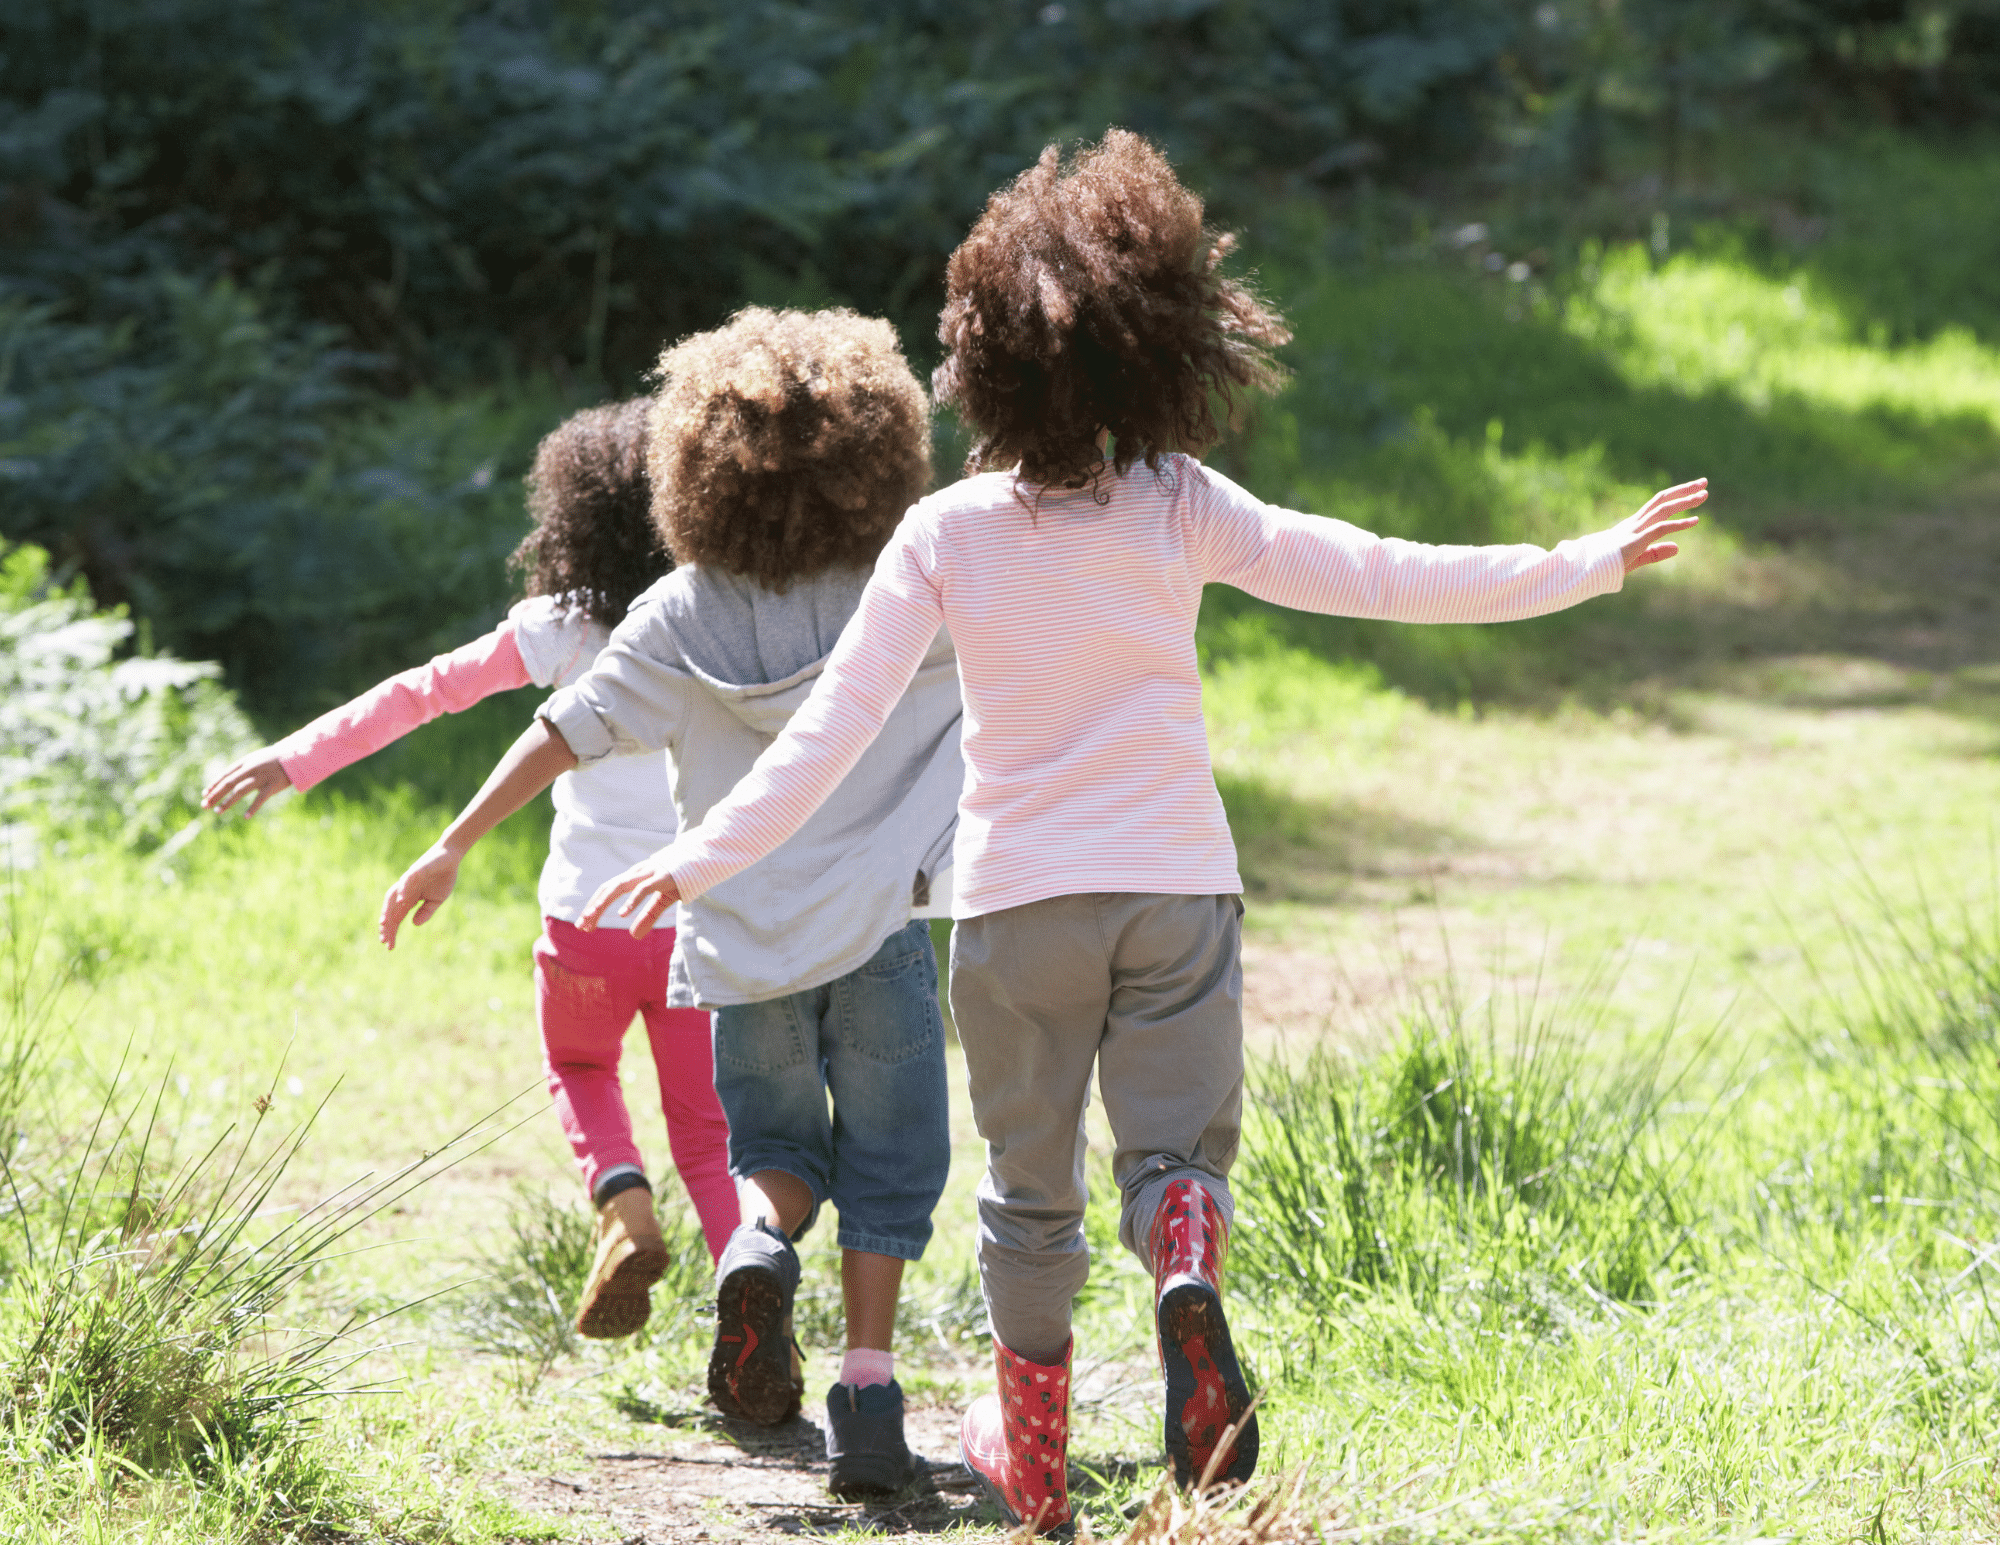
[959, 1337, 1072, 1533]
[1150, 1178, 1258, 1491]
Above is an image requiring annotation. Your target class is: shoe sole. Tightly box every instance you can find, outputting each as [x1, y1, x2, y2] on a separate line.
[1159, 1281, 1258, 1490]
[828, 1454, 917, 1501]
[574, 1240, 668, 1340]
[708, 1265, 802, 1425]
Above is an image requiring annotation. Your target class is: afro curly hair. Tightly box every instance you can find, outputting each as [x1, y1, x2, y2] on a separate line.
[648, 307, 930, 590]
[510, 397, 671, 627]
[933, 129, 1291, 490]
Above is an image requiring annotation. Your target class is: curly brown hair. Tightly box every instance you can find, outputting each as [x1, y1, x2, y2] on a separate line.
[648, 307, 930, 589]
[933, 129, 1292, 490]
[510, 397, 671, 626]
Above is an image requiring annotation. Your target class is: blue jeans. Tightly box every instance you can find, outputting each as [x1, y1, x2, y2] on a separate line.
[711, 921, 950, 1261]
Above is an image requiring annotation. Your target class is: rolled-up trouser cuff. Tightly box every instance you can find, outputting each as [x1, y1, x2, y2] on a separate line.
[592, 1165, 651, 1206]
[837, 1227, 931, 1263]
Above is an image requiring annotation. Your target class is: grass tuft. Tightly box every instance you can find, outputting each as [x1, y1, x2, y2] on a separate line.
[455, 1183, 710, 1389]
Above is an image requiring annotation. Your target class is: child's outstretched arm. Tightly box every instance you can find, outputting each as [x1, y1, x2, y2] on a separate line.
[202, 624, 534, 819]
[377, 719, 578, 948]
[1198, 476, 1705, 622]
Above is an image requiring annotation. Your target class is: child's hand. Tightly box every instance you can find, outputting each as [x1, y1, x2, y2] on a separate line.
[580, 857, 683, 940]
[202, 748, 293, 818]
[379, 845, 463, 950]
[1614, 479, 1707, 574]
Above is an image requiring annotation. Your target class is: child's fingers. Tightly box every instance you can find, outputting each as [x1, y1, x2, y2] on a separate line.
[379, 888, 407, 950]
[413, 898, 441, 927]
[628, 888, 670, 940]
[614, 872, 663, 917]
[580, 873, 640, 930]
[201, 774, 242, 813]
[1634, 491, 1707, 530]
[1633, 479, 1708, 526]
[1646, 477, 1708, 509]
[1632, 541, 1679, 569]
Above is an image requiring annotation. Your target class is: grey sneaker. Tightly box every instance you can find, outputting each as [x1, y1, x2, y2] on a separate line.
[708, 1221, 804, 1425]
[825, 1380, 917, 1499]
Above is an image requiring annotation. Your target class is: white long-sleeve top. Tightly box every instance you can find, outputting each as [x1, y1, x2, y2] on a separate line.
[276, 596, 676, 927]
[654, 455, 1626, 919]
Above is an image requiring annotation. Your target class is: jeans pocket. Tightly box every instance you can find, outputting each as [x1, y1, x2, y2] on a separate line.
[831, 929, 944, 1066]
[713, 997, 812, 1076]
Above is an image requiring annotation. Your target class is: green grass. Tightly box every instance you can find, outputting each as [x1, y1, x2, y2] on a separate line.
[1221, 899, 2000, 1541]
[7, 125, 2000, 1541]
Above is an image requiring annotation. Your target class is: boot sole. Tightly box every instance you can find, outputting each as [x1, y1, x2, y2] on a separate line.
[1159, 1281, 1258, 1490]
[708, 1265, 801, 1425]
[574, 1240, 669, 1340]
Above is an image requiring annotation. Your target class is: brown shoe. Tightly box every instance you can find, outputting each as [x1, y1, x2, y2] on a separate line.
[574, 1185, 670, 1339]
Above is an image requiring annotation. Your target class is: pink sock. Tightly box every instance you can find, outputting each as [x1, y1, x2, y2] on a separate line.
[839, 1348, 895, 1389]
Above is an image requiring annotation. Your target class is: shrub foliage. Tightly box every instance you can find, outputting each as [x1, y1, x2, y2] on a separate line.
[4, 0, 1998, 711]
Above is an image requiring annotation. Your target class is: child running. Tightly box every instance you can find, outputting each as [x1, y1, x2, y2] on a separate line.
[203, 400, 737, 1340]
[377, 308, 961, 1500]
[575, 132, 1706, 1528]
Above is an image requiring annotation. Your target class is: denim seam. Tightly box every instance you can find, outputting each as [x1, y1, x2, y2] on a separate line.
[856, 928, 927, 979]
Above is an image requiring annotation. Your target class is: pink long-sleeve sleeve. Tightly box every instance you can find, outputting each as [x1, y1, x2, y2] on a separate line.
[1195, 484, 1626, 622]
[275, 622, 533, 792]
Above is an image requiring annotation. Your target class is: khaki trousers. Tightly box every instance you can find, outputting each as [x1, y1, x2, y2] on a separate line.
[948, 892, 1243, 1360]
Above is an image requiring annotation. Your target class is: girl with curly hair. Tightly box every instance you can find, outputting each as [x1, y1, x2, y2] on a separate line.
[573, 131, 1706, 1526]
[378, 307, 961, 1501]
[203, 399, 738, 1339]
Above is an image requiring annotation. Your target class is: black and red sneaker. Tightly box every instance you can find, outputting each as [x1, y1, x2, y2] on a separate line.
[708, 1221, 804, 1425]
[1150, 1179, 1258, 1490]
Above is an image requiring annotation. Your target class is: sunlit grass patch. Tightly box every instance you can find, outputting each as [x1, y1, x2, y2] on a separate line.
[1573, 243, 2000, 457]
[1222, 883, 2000, 1542]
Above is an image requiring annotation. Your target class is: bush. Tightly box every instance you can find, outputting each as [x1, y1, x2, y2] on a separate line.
[0, 284, 556, 714]
[0, 540, 253, 848]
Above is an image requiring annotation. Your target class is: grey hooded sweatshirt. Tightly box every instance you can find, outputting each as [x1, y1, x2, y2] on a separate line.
[538, 565, 961, 1009]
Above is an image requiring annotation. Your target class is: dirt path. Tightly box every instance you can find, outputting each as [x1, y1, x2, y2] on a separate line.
[501, 1399, 992, 1541]
[496, 1349, 1165, 1543]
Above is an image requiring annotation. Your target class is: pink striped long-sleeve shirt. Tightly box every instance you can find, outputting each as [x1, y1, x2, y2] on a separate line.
[658, 456, 1626, 919]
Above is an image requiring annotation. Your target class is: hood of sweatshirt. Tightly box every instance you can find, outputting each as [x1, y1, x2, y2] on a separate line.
[657, 565, 870, 734]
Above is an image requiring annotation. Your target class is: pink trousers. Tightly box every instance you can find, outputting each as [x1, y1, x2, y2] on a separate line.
[534, 918, 737, 1261]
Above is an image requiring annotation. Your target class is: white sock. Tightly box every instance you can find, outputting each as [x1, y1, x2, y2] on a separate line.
[839, 1347, 894, 1388]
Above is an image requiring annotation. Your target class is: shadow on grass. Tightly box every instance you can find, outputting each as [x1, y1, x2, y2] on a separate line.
[1197, 221, 2000, 720]
[1217, 769, 1472, 905]
[1226, 259, 2000, 532]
